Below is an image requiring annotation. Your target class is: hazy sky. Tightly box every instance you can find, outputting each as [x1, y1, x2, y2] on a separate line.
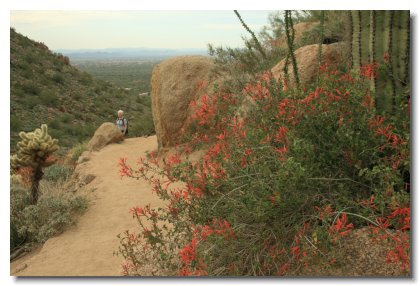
[10, 10, 275, 50]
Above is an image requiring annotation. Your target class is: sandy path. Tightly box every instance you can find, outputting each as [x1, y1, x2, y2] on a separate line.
[11, 136, 164, 276]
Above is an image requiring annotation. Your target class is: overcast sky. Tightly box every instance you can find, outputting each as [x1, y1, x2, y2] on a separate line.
[10, 10, 274, 50]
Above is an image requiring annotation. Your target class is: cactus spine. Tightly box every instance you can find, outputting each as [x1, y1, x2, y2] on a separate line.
[11, 124, 59, 204]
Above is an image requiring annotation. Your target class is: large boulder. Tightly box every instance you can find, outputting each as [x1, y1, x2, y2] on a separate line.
[151, 56, 215, 149]
[271, 42, 348, 88]
[271, 22, 319, 49]
[87, 122, 124, 151]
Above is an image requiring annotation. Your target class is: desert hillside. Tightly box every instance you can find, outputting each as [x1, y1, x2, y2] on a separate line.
[10, 28, 154, 152]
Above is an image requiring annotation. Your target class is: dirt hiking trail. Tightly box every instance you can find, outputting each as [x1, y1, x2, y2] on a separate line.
[11, 136, 164, 276]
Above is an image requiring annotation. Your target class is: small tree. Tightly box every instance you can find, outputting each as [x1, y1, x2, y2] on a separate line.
[11, 124, 59, 204]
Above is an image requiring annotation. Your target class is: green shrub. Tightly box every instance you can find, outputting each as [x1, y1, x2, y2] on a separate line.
[10, 186, 32, 250]
[24, 52, 37, 64]
[10, 182, 88, 248]
[10, 115, 22, 132]
[48, 118, 62, 130]
[79, 73, 93, 85]
[43, 164, 73, 182]
[60, 113, 74, 124]
[22, 82, 41, 96]
[52, 73, 65, 85]
[117, 64, 410, 276]
[129, 113, 155, 137]
[69, 142, 88, 163]
[23, 96, 40, 109]
[39, 91, 59, 107]
[73, 93, 82, 101]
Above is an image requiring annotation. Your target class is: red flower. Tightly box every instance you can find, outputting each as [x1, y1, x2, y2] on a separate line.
[165, 153, 181, 167]
[291, 246, 300, 258]
[179, 267, 191, 276]
[179, 238, 197, 265]
[216, 131, 226, 140]
[211, 218, 234, 240]
[275, 126, 288, 143]
[360, 63, 378, 79]
[360, 195, 377, 210]
[129, 206, 144, 218]
[200, 225, 214, 240]
[330, 213, 354, 242]
[119, 157, 133, 177]
[362, 94, 374, 110]
[275, 146, 287, 161]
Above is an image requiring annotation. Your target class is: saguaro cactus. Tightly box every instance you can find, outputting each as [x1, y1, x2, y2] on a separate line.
[369, 10, 377, 93]
[11, 124, 59, 204]
[348, 10, 410, 115]
[347, 11, 354, 68]
[357, 11, 363, 69]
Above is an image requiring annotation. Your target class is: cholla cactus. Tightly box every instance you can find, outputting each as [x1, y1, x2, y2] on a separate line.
[11, 124, 59, 204]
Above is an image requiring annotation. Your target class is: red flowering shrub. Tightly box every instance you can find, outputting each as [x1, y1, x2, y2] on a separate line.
[117, 64, 410, 276]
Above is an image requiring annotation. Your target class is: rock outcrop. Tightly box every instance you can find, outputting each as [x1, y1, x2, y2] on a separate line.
[87, 122, 124, 151]
[150, 56, 215, 149]
[271, 42, 347, 88]
[272, 21, 319, 49]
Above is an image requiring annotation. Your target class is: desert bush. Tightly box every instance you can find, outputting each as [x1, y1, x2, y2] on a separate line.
[117, 63, 409, 276]
[73, 93, 82, 101]
[22, 82, 41, 96]
[24, 52, 38, 65]
[68, 141, 88, 163]
[10, 182, 88, 248]
[48, 118, 62, 130]
[10, 186, 31, 250]
[129, 113, 155, 137]
[60, 113, 74, 124]
[43, 164, 73, 182]
[39, 90, 59, 107]
[10, 114, 22, 133]
[52, 73, 65, 84]
[79, 73, 93, 85]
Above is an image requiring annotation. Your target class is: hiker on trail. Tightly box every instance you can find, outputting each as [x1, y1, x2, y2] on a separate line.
[116, 110, 128, 136]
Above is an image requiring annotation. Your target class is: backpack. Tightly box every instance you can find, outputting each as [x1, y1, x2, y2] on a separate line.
[116, 117, 128, 136]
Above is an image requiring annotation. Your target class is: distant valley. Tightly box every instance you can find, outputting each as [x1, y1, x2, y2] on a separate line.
[55, 47, 208, 62]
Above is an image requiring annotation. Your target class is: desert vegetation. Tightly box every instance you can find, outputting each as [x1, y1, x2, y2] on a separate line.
[73, 60, 157, 96]
[10, 125, 88, 258]
[117, 10, 410, 276]
[10, 28, 155, 154]
[9, 10, 410, 277]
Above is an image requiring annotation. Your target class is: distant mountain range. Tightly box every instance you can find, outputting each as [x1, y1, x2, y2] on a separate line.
[55, 47, 208, 61]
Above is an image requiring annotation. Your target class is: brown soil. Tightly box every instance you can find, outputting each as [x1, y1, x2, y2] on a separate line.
[10, 136, 164, 276]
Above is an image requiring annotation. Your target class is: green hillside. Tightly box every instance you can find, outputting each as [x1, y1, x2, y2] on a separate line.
[10, 28, 154, 153]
